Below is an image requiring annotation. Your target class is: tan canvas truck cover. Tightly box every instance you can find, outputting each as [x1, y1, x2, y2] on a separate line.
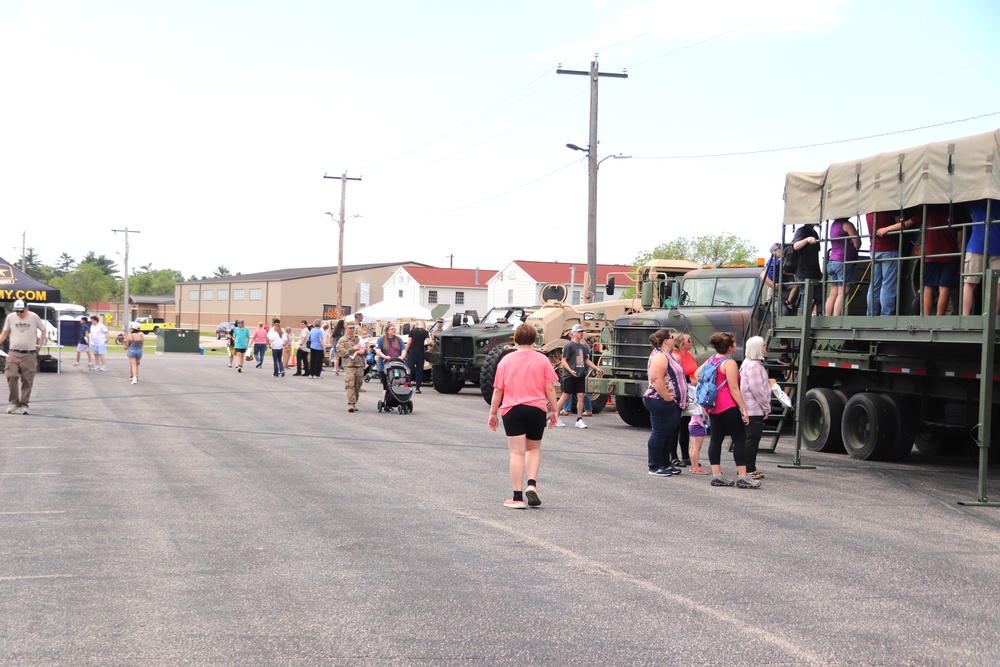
[783, 128, 1000, 224]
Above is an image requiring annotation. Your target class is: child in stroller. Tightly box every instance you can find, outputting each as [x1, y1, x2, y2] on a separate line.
[377, 358, 414, 414]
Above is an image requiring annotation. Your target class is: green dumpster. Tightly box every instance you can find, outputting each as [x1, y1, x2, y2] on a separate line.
[156, 328, 201, 353]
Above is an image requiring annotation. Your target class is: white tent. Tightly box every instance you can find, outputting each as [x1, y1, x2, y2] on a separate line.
[357, 297, 432, 321]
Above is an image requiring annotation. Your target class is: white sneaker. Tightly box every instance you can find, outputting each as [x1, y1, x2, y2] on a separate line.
[131, 377, 137, 385]
[17, 406, 28, 415]
[575, 419, 588, 429]
[6, 403, 16, 414]
[73, 362, 80, 366]
[99, 367, 107, 372]
[771, 384, 793, 408]
[555, 420, 566, 428]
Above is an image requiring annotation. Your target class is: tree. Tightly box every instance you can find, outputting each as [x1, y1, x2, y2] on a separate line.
[50, 264, 116, 305]
[633, 233, 757, 267]
[18, 248, 43, 279]
[128, 268, 184, 296]
[213, 265, 232, 277]
[80, 251, 119, 277]
[54, 253, 76, 277]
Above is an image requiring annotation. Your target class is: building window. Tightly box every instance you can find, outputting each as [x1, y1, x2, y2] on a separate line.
[398, 290, 403, 298]
[218, 289, 229, 301]
[203, 290, 213, 301]
[428, 290, 438, 304]
[249, 288, 262, 301]
[142, 309, 151, 317]
[189, 290, 199, 301]
[507, 289, 513, 305]
[455, 291, 465, 305]
[572, 290, 581, 305]
[233, 289, 244, 301]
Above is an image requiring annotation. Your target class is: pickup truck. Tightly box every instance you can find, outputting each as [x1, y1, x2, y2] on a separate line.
[133, 317, 174, 334]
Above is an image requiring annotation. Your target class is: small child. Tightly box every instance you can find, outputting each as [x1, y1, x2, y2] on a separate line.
[688, 409, 709, 474]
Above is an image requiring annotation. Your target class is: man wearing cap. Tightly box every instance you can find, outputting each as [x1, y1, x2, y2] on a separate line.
[336, 321, 366, 411]
[0, 300, 47, 414]
[553, 324, 604, 429]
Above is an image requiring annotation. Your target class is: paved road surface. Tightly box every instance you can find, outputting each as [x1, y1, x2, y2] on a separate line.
[2, 352, 999, 665]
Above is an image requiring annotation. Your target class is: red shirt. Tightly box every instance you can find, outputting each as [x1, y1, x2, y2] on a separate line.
[493, 349, 559, 416]
[866, 212, 899, 253]
[920, 206, 960, 263]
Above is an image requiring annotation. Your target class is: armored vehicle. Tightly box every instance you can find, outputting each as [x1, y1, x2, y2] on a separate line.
[590, 266, 764, 427]
[427, 306, 533, 394]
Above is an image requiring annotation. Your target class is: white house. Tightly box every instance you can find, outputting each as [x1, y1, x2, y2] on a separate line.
[486, 260, 634, 307]
[382, 266, 497, 320]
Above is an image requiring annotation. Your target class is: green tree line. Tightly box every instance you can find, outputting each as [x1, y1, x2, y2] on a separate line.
[15, 249, 184, 305]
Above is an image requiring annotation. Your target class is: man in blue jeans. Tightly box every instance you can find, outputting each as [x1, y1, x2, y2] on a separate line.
[866, 211, 913, 316]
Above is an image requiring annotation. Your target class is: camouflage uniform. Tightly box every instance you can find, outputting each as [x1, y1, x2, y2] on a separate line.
[337, 329, 365, 410]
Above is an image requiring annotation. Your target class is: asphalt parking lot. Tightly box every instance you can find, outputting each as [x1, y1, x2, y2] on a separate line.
[2, 350, 1000, 665]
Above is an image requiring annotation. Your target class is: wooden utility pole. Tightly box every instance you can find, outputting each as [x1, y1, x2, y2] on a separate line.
[111, 227, 141, 324]
[557, 58, 627, 302]
[323, 171, 362, 317]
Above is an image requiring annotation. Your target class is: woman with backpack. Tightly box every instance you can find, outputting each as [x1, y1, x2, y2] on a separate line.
[694, 332, 758, 488]
[642, 329, 687, 477]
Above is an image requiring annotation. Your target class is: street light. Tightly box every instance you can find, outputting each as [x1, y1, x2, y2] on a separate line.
[565, 144, 631, 302]
[325, 212, 362, 320]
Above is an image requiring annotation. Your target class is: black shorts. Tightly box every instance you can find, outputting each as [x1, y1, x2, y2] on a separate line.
[235, 347, 247, 353]
[561, 374, 586, 395]
[501, 405, 547, 440]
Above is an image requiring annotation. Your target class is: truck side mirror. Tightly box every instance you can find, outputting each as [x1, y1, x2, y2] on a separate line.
[640, 280, 654, 310]
[606, 276, 615, 295]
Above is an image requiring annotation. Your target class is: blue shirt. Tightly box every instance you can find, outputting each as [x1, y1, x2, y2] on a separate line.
[966, 200, 1000, 255]
[308, 326, 325, 350]
[233, 326, 250, 349]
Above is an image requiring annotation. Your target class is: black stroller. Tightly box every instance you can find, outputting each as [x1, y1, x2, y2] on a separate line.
[377, 358, 414, 414]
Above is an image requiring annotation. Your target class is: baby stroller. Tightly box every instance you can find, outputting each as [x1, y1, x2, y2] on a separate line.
[363, 346, 378, 383]
[377, 358, 414, 415]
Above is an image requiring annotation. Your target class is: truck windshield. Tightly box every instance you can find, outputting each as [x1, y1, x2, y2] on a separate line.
[481, 308, 526, 325]
[681, 277, 758, 307]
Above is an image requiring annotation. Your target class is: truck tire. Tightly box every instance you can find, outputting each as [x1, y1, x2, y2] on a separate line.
[841, 393, 895, 460]
[480, 345, 514, 404]
[615, 396, 650, 427]
[153, 326, 160, 334]
[880, 394, 916, 461]
[432, 365, 464, 394]
[589, 393, 610, 415]
[801, 388, 845, 453]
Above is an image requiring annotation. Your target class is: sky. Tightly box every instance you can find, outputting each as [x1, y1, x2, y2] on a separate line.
[2, 0, 999, 281]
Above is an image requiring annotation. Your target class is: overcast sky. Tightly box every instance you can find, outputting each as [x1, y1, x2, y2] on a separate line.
[2, 0, 999, 280]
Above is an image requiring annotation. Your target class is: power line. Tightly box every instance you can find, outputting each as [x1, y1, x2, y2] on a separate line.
[632, 111, 1000, 160]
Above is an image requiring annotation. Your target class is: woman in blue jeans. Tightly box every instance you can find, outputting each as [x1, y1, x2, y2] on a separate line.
[642, 329, 686, 476]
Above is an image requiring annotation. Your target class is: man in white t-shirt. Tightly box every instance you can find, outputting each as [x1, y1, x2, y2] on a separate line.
[89, 315, 109, 371]
[0, 299, 47, 414]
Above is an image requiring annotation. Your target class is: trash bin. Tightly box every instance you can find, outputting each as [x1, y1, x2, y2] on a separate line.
[156, 328, 201, 353]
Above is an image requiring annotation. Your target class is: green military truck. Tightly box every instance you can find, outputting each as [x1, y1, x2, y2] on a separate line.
[776, 128, 1000, 485]
[589, 266, 765, 427]
[427, 306, 533, 394]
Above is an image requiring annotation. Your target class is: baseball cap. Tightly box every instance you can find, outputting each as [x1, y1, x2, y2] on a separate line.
[346, 321, 357, 327]
[571, 324, 584, 333]
[13, 299, 25, 310]
[769, 243, 780, 254]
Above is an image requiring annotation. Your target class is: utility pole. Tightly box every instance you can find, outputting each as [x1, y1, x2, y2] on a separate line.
[112, 227, 141, 324]
[446, 254, 455, 269]
[20, 232, 26, 272]
[323, 171, 362, 317]
[557, 57, 627, 303]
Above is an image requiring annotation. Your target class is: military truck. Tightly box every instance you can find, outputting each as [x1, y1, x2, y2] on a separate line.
[427, 306, 533, 394]
[477, 259, 699, 408]
[589, 266, 765, 427]
[774, 128, 1000, 484]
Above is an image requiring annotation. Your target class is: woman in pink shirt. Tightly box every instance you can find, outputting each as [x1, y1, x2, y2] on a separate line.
[251, 323, 269, 369]
[487, 324, 559, 509]
[694, 332, 754, 488]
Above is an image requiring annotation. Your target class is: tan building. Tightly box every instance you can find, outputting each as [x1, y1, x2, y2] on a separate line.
[174, 261, 428, 330]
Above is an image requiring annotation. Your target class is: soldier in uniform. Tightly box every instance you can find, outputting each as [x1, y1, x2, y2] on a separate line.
[336, 321, 366, 412]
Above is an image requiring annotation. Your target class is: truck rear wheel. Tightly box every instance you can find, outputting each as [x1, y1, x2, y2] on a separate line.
[841, 393, 895, 460]
[153, 326, 160, 334]
[801, 388, 845, 453]
[881, 394, 916, 461]
[616, 396, 650, 427]
[432, 365, 464, 394]
[480, 345, 514, 404]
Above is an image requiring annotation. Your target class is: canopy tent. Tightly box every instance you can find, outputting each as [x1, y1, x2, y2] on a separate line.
[0, 256, 61, 303]
[357, 297, 432, 321]
[783, 128, 1000, 224]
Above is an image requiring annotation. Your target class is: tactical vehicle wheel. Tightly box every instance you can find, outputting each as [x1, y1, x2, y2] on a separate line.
[801, 388, 845, 453]
[841, 393, 895, 460]
[615, 396, 650, 428]
[589, 393, 610, 415]
[881, 394, 916, 461]
[480, 345, 515, 404]
[432, 365, 465, 394]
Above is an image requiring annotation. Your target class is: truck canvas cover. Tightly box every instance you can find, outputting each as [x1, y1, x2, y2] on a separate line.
[783, 128, 1000, 224]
